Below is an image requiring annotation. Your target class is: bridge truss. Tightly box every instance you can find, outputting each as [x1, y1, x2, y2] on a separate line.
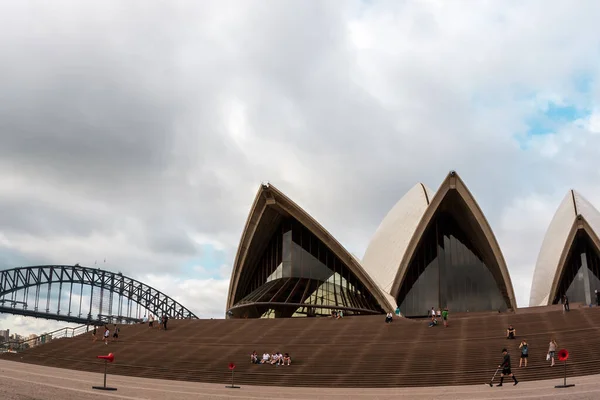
[0, 265, 198, 325]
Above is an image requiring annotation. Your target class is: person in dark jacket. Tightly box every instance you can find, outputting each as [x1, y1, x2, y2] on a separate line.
[496, 349, 519, 386]
[497, 348, 518, 386]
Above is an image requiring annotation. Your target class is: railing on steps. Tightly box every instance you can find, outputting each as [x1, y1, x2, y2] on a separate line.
[0, 323, 91, 352]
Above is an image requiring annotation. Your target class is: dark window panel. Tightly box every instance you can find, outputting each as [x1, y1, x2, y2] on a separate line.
[231, 217, 383, 317]
[398, 212, 506, 317]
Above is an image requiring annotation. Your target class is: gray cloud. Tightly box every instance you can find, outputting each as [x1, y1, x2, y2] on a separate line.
[1, 0, 600, 339]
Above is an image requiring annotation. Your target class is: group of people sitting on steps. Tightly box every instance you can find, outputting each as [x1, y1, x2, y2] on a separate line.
[506, 324, 559, 367]
[251, 350, 291, 366]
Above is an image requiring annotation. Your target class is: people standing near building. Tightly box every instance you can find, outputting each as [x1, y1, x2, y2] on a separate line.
[430, 307, 436, 318]
[162, 314, 169, 330]
[149, 314, 154, 328]
[91, 326, 97, 342]
[441, 308, 449, 327]
[112, 324, 119, 342]
[518, 339, 528, 367]
[563, 294, 570, 312]
[103, 326, 110, 345]
[548, 338, 557, 367]
[496, 348, 518, 386]
[395, 306, 401, 318]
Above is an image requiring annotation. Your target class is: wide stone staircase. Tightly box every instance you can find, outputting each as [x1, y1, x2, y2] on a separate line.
[2, 305, 599, 387]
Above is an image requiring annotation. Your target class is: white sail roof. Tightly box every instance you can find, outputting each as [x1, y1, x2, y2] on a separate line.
[362, 183, 434, 294]
[529, 190, 600, 306]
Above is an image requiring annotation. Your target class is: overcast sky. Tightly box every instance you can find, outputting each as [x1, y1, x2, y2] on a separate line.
[1, 0, 600, 336]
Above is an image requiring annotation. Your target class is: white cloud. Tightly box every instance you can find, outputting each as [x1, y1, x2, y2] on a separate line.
[0, 315, 79, 338]
[142, 275, 230, 319]
[1, 0, 600, 335]
[587, 110, 600, 134]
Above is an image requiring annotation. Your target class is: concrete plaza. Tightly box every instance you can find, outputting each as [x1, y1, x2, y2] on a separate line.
[0, 359, 595, 400]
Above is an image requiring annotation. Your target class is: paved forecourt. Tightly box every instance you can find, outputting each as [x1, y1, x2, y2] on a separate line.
[0, 359, 596, 400]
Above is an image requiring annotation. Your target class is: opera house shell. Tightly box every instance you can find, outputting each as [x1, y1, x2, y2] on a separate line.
[227, 171, 518, 318]
[530, 190, 600, 307]
[363, 171, 516, 317]
[226, 183, 395, 318]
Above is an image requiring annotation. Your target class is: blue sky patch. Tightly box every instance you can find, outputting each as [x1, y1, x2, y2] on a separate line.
[525, 101, 589, 138]
[545, 103, 585, 122]
[181, 243, 228, 280]
[516, 94, 591, 150]
[573, 73, 593, 94]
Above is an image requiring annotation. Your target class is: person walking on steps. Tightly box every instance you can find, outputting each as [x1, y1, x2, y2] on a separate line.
[496, 348, 518, 386]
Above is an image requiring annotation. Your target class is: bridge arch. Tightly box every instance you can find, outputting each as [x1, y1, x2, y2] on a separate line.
[0, 265, 197, 325]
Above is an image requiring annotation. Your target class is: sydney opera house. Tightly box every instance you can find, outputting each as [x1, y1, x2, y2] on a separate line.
[226, 171, 600, 318]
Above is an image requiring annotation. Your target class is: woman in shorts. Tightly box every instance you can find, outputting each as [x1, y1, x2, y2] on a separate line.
[548, 338, 557, 367]
[518, 339, 528, 367]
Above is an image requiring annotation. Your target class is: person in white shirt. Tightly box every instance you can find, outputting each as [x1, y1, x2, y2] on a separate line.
[430, 307, 436, 318]
[261, 353, 270, 364]
[270, 353, 279, 365]
[103, 326, 110, 345]
[385, 312, 393, 323]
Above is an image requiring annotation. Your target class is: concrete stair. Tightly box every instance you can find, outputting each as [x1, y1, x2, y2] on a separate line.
[2, 305, 599, 387]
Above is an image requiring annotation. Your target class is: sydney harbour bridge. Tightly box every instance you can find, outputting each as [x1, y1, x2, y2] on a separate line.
[0, 265, 198, 325]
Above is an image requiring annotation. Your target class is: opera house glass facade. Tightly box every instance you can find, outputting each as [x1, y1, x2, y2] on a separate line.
[230, 172, 600, 318]
[397, 209, 506, 317]
[229, 216, 384, 318]
[554, 230, 600, 305]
